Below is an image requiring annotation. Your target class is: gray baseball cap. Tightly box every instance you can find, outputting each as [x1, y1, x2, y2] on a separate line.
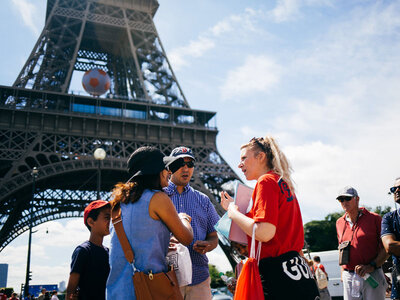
[336, 186, 358, 199]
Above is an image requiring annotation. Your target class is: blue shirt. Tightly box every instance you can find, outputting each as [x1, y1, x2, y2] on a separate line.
[106, 189, 171, 299]
[164, 181, 220, 285]
[381, 209, 400, 299]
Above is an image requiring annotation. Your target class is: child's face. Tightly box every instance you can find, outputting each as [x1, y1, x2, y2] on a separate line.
[90, 207, 111, 236]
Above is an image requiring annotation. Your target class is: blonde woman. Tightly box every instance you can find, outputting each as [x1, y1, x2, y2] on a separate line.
[221, 136, 319, 300]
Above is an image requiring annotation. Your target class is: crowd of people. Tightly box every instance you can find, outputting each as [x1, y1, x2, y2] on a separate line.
[1, 288, 59, 300]
[56, 136, 400, 300]
[66, 145, 219, 300]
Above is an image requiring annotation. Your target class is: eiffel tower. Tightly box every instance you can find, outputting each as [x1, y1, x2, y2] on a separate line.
[0, 0, 241, 268]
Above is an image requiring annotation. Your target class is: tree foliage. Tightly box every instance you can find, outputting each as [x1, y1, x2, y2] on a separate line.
[304, 206, 391, 252]
[209, 264, 235, 288]
[304, 212, 340, 252]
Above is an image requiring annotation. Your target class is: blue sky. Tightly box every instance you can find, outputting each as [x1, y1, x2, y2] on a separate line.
[1, 0, 400, 291]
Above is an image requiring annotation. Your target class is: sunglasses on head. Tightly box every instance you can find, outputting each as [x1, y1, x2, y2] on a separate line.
[390, 186, 400, 193]
[337, 196, 353, 203]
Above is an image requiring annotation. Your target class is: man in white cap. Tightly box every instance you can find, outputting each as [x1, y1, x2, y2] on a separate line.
[336, 186, 388, 300]
[164, 146, 220, 300]
[381, 177, 400, 300]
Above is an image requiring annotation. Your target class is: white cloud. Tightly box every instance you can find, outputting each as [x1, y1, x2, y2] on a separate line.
[270, 0, 333, 23]
[169, 8, 264, 70]
[0, 219, 110, 289]
[270, 0, 301, 22]
[169, 37, 215, 69]
[11, 0, 40, 36]
[271, 83, 400, 222]
[220, 55, 282, 101]
[211, 20, 233, 36]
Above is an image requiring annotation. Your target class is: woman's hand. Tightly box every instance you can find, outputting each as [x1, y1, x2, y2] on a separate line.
[168, 236, 179, 252]
[220, 191, 234, 210]
[220, 191, 239, 219]
[178, 212, 192, 223]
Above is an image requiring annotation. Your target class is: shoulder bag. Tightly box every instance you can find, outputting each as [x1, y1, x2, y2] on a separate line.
[315, 265, 328, 289]
[111, 204, 183, 300]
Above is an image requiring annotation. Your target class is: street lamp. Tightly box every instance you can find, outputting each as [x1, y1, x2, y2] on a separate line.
[24, 167, 39, 297]
[94, 148, 106, 199]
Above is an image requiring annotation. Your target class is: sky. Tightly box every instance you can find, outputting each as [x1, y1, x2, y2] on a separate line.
[1, 0, 400, 292]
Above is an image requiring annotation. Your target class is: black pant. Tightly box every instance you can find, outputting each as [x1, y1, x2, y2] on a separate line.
[258, 251, 320, 300]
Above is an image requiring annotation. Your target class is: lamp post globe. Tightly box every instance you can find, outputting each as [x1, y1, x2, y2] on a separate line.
[94, 148, 106, 199]
[94, 148, 106, 160]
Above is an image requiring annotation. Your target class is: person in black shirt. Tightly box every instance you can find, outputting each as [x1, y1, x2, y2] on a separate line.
[66, 200, 111, 300]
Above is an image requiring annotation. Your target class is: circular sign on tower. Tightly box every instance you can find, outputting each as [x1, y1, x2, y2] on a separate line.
[82, 68, 111, 96]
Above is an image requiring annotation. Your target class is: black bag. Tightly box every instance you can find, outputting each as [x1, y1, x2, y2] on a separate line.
[338, 241, 351, 265]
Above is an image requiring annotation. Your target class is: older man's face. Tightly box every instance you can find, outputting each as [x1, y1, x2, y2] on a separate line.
[338, 196, 359, 214]
[393, 179, 400, 204]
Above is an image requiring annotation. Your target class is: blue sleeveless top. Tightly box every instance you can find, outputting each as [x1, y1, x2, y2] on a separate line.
[106, 189, 170, 299]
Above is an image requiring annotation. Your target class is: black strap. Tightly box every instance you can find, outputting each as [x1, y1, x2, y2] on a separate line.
[340, 210, 361, 244]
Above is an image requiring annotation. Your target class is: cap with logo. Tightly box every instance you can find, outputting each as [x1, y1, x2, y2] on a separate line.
[169, 146, 196, 161]
[336, 186, 358, 199]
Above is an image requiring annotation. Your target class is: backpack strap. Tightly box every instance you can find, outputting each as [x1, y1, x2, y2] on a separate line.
[111, 203, 138, 271]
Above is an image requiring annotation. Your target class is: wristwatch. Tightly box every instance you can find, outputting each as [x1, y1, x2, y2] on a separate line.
[369, 261, 377, 269]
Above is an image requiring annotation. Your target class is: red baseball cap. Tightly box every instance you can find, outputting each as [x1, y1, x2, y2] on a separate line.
[84, 200, 110, 225]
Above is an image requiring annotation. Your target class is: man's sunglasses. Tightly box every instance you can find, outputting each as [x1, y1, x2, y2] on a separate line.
[390, 186, 400, 193]
[337, 196, 353, 203]
[180, 161, 194, 168]
[168, 159, 195, 173]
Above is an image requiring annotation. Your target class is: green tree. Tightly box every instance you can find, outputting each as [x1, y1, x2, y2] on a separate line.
[209, 264, 235, 288]
[371, 206, 391, 216]
[209, 264, 223, 288]
[304, 212, 340, 252]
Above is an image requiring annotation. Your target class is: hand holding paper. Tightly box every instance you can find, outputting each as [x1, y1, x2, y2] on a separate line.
[220, 191, 234, 210]
[215, 181, 254, 244]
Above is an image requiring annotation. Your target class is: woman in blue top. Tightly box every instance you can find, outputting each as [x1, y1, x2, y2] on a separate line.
[106, 146, 193, 299]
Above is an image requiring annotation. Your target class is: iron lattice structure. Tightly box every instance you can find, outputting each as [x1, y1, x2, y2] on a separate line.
[0, 0, 242, 266]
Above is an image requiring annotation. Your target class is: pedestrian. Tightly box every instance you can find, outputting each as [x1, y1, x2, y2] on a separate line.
[0, 289, 7, 300]
[381, 177, 400, 300]
[165, 146, 220, 300]
[8, 293, 18, 300]
[49, 291, 58, 300]
[220, 136, 320, 300]
[66, 200, 111, 300]
[106, 146, 193, 299]
[313, 256, 331, 300]
[37, 289, 46, 300]
[336, 186, 388, 300]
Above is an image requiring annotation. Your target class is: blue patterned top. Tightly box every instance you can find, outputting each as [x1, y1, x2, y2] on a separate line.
[381, 209, 400, 299]
[106, 189, 170, 299]
[164, 181, 220, 285]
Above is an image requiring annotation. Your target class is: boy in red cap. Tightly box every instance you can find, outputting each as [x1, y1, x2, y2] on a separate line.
[66, 200, 111, 300]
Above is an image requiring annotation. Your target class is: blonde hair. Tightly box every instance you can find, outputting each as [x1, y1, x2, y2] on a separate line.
[241, 135, 295, 192]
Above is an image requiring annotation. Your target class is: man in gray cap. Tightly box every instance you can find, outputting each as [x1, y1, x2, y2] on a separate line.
[336, 186, 388, 300]
[164, 146, 220, 300]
